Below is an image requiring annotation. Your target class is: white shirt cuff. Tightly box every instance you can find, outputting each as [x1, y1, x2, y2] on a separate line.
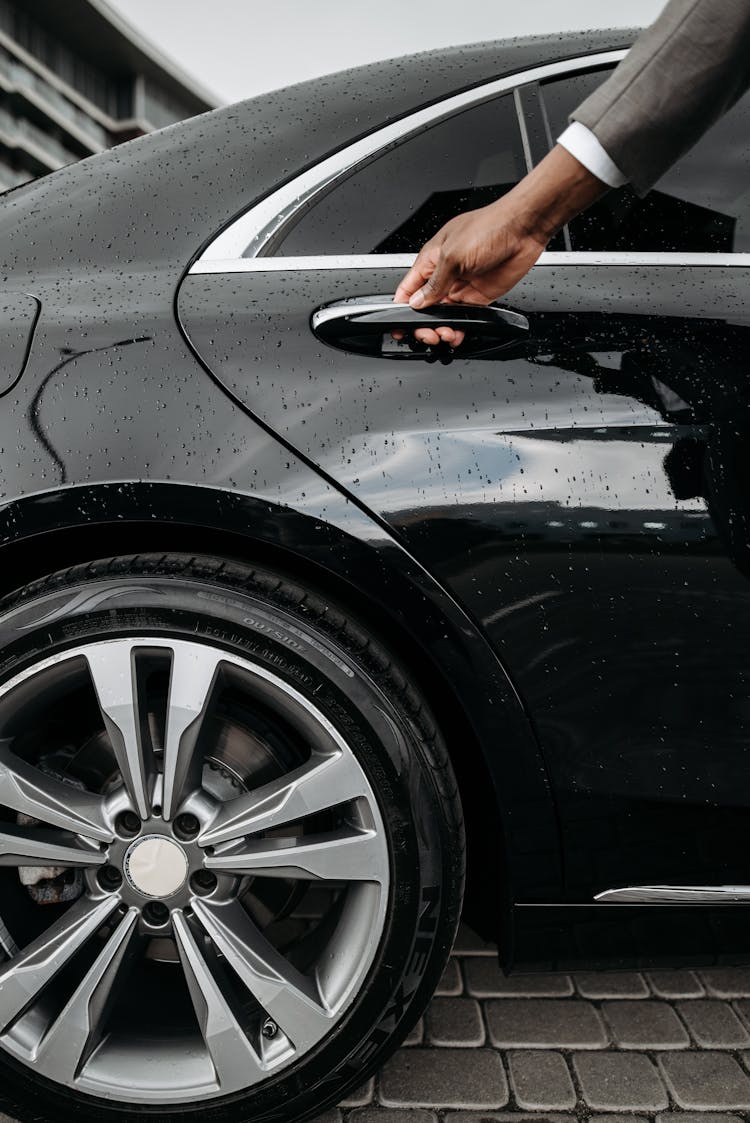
[556, 121, 628, 188]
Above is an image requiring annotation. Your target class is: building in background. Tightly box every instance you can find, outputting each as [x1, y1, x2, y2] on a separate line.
[0, 0, 216, 191]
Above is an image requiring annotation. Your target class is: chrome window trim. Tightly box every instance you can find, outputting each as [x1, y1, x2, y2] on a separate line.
[595, 885, 750, 904]
[194, 49, 628, 266]
[190, 251, 750, 275]
[513, 86, 534, 176]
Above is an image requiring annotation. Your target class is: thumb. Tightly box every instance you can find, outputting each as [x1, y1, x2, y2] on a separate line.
[409, 252, 456, 308]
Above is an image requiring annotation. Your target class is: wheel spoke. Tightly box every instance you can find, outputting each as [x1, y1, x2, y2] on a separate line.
[85, 642, 152, 819]
[0, 825, 106, 868]
[205, 826, 387, 883]
[172, 909, 265, 1090]
[0, 637, 392, 1101]
[36, 908, 139, 1082]
[193, 899, 332, 1049]
[0, 741, 111, 843]
[200, 751, 371, 847]
[162, 643, 223, 821]
[0, 895, 119, 1030]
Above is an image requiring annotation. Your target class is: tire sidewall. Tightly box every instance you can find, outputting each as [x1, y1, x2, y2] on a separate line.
[0, 565, 459, 1123]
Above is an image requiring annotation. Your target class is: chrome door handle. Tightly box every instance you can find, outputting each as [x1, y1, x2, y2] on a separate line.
[311, 296, 529, 361]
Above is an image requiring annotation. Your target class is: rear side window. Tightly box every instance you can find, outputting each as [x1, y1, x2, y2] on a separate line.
[541, 70, 750, 252]
[274, 93, 526, 256]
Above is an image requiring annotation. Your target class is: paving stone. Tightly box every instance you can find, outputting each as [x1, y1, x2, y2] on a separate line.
[700, 967, 750, 998]
[436, 958, 464, 996]
[656, 1115, 744, 1123]
[573, 1053, 668, 1111]
[402, 1018, 424, 1046]
[379, 1048, 508, 1110]
[574, 971, 649, 999]
[593, 1117, 649, 1123]
[486, 998, 607, 1049]
[732, 999, 750, 1032]
[452, 922, 496, 956]
[646, 969, 705, 999]
[677, 999, 750, 1048]
[602, 1000, 689, 1049]
[349, 1112, 437, 1123]
[443, 1116, 572, 1123]
[425, 997, 484, 1046]
[659, 1052, 750, 1109]
[464, 959, 573, 997]
[339, 1078, 375, 1107]
[312, 1114, 342, 1123]
[507, 1050, 576, 1110]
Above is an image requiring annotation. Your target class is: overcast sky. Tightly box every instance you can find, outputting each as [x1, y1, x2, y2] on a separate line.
[105, 0, 664, 105]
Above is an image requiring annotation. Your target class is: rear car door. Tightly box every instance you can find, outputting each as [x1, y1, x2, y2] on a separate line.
[178, 53, 750, 914]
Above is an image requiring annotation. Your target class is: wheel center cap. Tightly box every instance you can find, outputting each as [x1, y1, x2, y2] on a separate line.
[124, 835, 189, 898]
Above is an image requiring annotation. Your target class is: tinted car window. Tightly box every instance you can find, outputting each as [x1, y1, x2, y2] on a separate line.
[275, 94, 526, 256]
[542, 69, 750, 252]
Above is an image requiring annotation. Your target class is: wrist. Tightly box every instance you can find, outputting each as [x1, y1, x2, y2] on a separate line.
[502, 144, 610, 244]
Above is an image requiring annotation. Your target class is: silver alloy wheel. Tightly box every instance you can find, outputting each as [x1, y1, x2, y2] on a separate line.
[0, 638, 390, 1104]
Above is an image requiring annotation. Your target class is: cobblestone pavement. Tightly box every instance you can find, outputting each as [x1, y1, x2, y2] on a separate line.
[312, 921, 750, 1122]
[3, 920, 750, 1122]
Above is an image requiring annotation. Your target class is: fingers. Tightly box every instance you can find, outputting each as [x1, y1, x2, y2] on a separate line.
[438, 326, 464, 346]
[409, 250, 457, 309]
[393, 242, 439, 305]
[413, 325, 465, 346]
[394, 229, 458, 309]
[446, 282, 495, 305]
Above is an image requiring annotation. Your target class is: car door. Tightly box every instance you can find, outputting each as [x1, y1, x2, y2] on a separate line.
[178, 53, 750, 910]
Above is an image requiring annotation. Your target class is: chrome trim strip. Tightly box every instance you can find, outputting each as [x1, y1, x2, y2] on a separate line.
[189, 251, 750, 275]
[310, 298, 529, 332]
[311, 299, 417, 330]
[197, 49, 628, 264]
[190, 254, 416, 274]
[513, 86, 533, 175]
[595, 885, 750, 904]
[190, 256, 413, 272]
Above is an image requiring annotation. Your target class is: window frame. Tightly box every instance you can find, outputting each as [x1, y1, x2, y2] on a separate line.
[189, 49, 750, 275]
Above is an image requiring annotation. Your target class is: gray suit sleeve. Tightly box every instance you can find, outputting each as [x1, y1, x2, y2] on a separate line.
[571, 0, 750, 195]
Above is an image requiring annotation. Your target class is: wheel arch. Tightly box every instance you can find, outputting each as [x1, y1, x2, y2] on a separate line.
[0, 481, 562, 943]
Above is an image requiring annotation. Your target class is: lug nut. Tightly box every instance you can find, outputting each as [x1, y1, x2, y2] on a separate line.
[116, 811, 141, 838]
[144, 901, 170, 925]
[261, 1018, 278, 1040]
[98, 865, 123, 891]
[191, 870, 217, 894]
[174, 813, 200, 840]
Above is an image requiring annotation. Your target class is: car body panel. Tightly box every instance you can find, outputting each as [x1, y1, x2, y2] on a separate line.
[0, 275, 557, 943]
[179, 256, 750, 907]
[0, 293, 40, 395]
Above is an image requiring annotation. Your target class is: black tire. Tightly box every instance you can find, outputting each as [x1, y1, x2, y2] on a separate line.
[0, 553, 464, 1123]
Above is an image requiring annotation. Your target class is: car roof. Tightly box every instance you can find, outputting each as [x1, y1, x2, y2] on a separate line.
[0, 30, 636, 288]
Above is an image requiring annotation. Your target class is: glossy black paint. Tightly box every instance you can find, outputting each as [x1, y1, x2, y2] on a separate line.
[179, 259, 750, 904]
[0, 293, 39, 394]
[0, 29, 747, 967]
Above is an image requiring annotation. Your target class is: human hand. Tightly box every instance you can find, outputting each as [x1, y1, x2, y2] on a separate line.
[393, 200, 546, 346]
[393, 144, 610, 347]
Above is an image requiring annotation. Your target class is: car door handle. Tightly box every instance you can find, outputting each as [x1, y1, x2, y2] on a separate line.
[311, 297, 529, 362]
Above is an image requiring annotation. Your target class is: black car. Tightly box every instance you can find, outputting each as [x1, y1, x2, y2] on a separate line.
[0, 26, 748, 1123]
